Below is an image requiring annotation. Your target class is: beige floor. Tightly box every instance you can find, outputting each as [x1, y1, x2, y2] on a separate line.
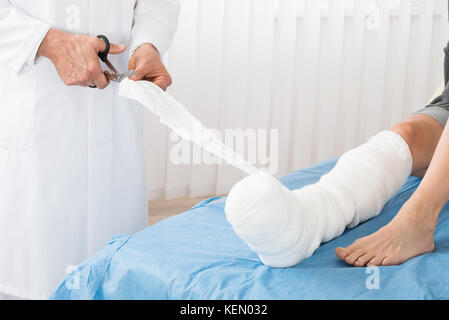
[148, 196, 221, 226]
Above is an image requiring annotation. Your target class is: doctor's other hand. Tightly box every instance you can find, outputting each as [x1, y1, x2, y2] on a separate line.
[37, 28, 126, 89]
[128, 44, 172, 90]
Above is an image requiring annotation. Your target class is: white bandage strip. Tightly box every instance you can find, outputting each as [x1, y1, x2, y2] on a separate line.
[118, 79, 259, 175]
[225, 131, 413, 267]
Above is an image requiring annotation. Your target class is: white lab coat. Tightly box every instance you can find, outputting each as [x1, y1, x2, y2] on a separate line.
[0, 0, 179, 299]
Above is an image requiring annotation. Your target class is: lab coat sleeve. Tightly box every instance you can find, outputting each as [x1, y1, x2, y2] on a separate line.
[0, 0, 50, 74]
[129, 0, 180, 57]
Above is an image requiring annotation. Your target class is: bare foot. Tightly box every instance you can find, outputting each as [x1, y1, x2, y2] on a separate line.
[335, 201, 437, 267]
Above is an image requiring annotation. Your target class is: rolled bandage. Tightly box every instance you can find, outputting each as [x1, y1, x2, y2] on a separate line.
[225, 131, 413, 267]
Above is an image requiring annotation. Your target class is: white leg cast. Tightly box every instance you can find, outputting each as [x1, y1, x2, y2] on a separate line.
[225, 131, 413, 267]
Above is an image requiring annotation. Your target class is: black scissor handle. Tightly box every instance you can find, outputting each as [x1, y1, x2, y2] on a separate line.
[97, 34, 110, 62]
[89, 35, 110, 88]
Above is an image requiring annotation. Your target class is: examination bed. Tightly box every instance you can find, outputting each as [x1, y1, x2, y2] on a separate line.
[51, 158, 449, 299]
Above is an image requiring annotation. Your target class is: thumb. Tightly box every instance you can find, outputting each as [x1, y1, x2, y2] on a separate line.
[109, 43, 127, 55]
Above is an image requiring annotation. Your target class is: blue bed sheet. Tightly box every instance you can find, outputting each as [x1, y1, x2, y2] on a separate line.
[52, 158, 449, 299]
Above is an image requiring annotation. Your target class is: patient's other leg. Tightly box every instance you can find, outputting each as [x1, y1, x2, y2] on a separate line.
[335, 114, 443, 266]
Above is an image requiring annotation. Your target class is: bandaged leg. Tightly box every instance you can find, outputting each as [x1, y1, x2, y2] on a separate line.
[225, 131, 413, 267]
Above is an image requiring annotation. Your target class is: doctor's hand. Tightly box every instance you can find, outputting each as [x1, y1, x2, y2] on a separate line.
[37, 28, 126, 89]
[128, 44, 172, 90]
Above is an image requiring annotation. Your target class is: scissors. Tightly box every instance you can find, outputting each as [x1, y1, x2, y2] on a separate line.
[89, 35, 136, 88]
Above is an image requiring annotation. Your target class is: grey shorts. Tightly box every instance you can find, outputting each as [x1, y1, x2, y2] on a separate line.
[412, 105, 449, 128]
[412, 38, 449, 128]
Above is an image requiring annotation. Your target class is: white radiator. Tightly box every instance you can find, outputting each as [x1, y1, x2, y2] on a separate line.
[143, 0, 449, 200]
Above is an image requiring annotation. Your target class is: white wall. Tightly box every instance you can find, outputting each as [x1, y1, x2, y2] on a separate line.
[144, 0, 449, 200]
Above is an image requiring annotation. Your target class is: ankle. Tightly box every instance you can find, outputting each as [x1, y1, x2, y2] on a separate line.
[400, 195, 440, 231]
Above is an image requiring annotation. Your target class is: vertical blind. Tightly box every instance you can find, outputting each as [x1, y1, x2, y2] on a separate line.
[144, 0, 449, 200]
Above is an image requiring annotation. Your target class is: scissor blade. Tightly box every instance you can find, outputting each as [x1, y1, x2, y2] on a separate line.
[104, 59, 120, 76]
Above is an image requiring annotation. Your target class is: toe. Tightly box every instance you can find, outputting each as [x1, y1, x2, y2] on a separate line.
[353, 252, 375, 267]
[367, 255, 385, 266]
[381, 256, 397, 266]
[344, 249, 366, 265]
[335, 247, 350, 261]
[335, 240, 363, 262]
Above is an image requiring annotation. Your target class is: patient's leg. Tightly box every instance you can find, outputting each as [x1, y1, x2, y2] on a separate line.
[337, 46, 449, 266]
[335, 114, 444, 266]
[226, 113, 444, 268]
[225, 128, 415, 267]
